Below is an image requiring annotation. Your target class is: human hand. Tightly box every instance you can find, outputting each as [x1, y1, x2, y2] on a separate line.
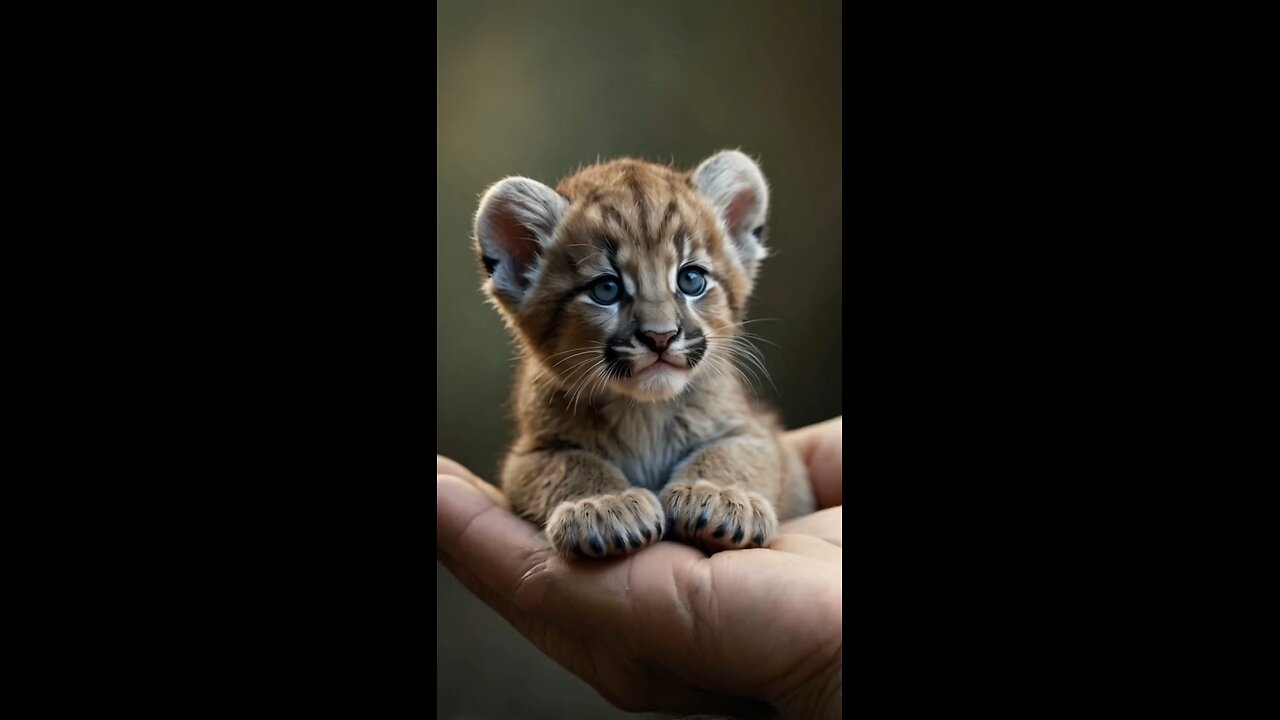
[436, 417, 842, 719]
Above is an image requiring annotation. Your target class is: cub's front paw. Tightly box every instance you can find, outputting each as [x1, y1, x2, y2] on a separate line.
[660, 480, 778, 553]
[545, 488, 666, 560]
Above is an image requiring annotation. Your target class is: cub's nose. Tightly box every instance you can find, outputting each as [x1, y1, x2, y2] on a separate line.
[637, 328, 680, 352]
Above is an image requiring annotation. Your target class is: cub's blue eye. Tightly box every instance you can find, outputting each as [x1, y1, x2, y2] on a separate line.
[589, 276, 621, 304]
[678, 267, 707, 296]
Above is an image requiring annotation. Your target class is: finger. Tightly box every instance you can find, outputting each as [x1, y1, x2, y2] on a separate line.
[436, 454, 480, 480]
[767, 534, 842, 564]
[436, 474, 545, 605]
[778, 507, 842, 547]
[437, 553, 529, 633]
[447, 472, 509, 508]
[436, 455, 509, 508]
[784, 417, 842, 508]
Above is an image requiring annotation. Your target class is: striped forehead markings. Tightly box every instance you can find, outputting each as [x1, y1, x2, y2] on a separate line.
[657, 198, 683, 254]
[577, 176, 704, 268]
[623, 166, 652, 243]
[597, 203, 632, 237]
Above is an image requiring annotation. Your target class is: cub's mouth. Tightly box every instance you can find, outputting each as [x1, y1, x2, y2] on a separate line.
[596, 335, 708, 401]
[633, 352, 691, 375]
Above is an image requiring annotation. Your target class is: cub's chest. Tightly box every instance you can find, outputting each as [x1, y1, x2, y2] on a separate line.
[594, 411, 725, 491]
[614, 446, 683, 491]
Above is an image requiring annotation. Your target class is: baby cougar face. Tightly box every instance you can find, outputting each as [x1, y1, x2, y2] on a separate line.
[474, 152, 771, 402]
[533, 161, 750, 400]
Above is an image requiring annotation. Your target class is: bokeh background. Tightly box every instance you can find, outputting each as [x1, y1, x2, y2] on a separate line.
[437, 1, 842, 717]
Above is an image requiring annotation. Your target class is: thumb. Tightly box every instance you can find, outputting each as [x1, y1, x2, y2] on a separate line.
[436, 472, 544, 604]
[436, 454, 509, 508]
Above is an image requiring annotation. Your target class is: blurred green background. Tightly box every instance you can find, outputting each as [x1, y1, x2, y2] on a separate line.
[437, 1, 841, 717]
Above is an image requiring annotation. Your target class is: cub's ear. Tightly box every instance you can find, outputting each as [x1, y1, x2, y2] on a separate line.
[691, 150, 769, 275]
[473, 176, 569, 308]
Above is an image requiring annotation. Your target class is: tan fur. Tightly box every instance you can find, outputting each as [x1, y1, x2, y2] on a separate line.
[474, 153, 814, 559]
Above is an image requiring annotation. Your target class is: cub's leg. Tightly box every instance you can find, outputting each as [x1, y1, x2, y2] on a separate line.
[504, 450, 665, 560]
[659, 436, 783, 554]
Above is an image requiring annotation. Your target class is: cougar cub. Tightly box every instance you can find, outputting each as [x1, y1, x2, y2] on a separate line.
[473, 150, 813, 559]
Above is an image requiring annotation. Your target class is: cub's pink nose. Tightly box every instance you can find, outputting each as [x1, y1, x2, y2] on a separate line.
[638, 329, 679, 352]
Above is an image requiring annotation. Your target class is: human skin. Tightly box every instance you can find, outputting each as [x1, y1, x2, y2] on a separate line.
[437, 417, 842, 719]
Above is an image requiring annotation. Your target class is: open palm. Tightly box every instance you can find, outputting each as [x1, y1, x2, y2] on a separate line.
[437, 417, 842, 719]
